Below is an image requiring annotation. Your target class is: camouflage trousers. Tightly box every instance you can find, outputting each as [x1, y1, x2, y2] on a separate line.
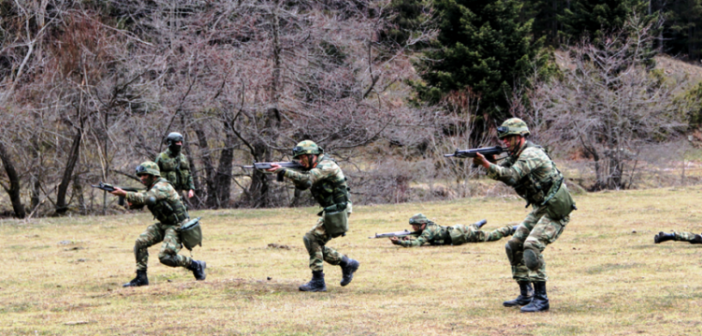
[303, 217, 346, 272]
[505, 205, 569, 282]
[134, 222, 192, 271]
[673, 231, 702, 243]
[450, 224, 514, 245]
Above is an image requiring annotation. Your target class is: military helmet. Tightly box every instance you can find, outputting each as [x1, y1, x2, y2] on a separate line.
[409, 213, 431, 225]
[497, 118, 530, 139]
[165, 132, 184, 145]
[292, 140, 324, 158]
[135, 161, 161, 177]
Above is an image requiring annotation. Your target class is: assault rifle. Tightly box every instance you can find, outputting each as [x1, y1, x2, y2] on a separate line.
[242, 162, 304, 170]
[444, 146, 505, 158]
[91, 182, 142, 206]
[368, 229, 421, 239]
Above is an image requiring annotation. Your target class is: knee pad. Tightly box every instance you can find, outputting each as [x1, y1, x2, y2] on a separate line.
[505, 240, 522, 266]
[505, 243, 514, 265]
[303, 234, 313, 253]
[159, 254, 178, 267]
[523, 248, 542, 271]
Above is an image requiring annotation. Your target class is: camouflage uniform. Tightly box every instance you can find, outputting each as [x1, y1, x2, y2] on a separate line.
[155, 148, 195, 193]
[282, 154, 351, 271]
[126, 177, 192, 271]
[395, 219, 514, 247]
[487, 140, 575, 283]
[673, 232, 702, 242]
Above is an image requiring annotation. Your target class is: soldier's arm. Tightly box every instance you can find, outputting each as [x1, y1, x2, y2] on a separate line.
[126, 186, 166, 206]
[283, 163, 337, 187]
[486, 149, 544, 186]
[397, 230, 431, 247]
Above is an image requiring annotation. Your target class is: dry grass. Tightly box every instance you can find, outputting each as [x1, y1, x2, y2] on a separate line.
[2, 187, 702, 335]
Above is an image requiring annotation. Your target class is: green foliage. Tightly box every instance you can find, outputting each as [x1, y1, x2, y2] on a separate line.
[412, 0, 550, 123]
[559, 0, 655, 43]
[682, 81, 702, 127]
[379, 0, 434, 49]
[660, 0, 702, 60]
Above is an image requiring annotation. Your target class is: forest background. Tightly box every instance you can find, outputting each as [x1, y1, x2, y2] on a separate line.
[1, 0, 702, 218]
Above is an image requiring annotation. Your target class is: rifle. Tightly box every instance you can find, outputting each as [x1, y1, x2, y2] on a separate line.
[242, 162, 305, 170]
[444, 146, 505, 158]
[368, 229, 421, 239]
[91, 182, 142, 206]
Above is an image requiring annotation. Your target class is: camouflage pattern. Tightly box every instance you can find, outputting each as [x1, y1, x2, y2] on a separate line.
[486, 140, 573, 283]
[155, 149, 195, 192]
[396, 222, 513, 247]
[134, 222, 192, 271]
[508, 206, 569, 282]
[278, 152, 352, 272]
[282, 155, 350, 208]
[497, 118, 530, 139]
[304, 217, 346, 271]
[292, 140, 324, 157]
[136, 161, 161, 177]
[487, 141, 564, 206]
[409, 213, 431, 225]
[673, 231, 702, 242]
[126, 178, 188, 225]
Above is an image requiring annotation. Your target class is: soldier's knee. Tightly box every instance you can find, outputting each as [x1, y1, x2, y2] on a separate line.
[158, 253, 178, 267]
[523, 238, 542, 252]
[303, 234, 313, 252]
[134, 238, 148, 250]
[505, 240, 522, 265]
[523, 248, 542, 271]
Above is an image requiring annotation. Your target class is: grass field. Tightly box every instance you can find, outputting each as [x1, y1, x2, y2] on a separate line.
[2, 186, 702, 335]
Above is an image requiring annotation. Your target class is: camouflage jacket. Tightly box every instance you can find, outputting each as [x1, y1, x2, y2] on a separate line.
[487, 141, 563, 206]
[155, 149, 195, 192]
[396, 222, 451, 247]
[126, 178, 188, 225]
[282, 155, 351, 210]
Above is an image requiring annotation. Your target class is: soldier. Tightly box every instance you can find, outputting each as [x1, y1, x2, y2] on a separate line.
[156, 132, 195, 199]
[473, 118, 576, 313]
[110, 161, 206, 287]
[390, 213, 516, 247]
[654, 231, 702, 244]
[266, 140, 359, 292]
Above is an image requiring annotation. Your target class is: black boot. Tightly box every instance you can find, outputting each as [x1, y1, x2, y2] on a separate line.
[188, 260, 207, 280]
[339, 256, 360, 287]
[503, 281, 533, 307]
[521, 281, 549, 313]
[691, 234, 702, 244]
[654, 232, 675, 244]
[123, 270, 149, 287]
[299, 271, 326, 292]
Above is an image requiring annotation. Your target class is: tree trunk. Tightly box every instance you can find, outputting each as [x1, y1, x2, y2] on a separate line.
[56, 129, 82, 214]
[0, 141, 26, 218]
[212, 123, 235, 208]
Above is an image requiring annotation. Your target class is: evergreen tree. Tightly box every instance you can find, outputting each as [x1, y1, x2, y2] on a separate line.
[659, 0, 702, 60]
[412, 0, 548, 124]
[559, 0, 653, 43]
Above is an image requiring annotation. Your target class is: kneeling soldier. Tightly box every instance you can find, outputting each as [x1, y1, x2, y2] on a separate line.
[111, 161, 206, 287]
[390, 213, 516, 247]
[654, 231, 702, 244]
[267, 140, 359, 292]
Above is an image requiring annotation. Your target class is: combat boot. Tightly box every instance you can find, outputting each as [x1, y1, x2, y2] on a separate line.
[476, 220, 487, 229]
[123, 270, 149, 287]
[503, 281, 533, 307]
[299, 271, 326, 292]
[339, 256, 360, 287]
[691, 234, 702, 244]
[188, 260, 207, 280]
[654, 232, 675, 244]
[521, 281, 549, 313]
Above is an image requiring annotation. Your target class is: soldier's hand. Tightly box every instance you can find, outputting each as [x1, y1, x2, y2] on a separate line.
[110, 187, 127, 197]
[473, 153, 491, 169]
[265, 163, 282, 173]
[188, 189, 195, 198]
[389, 237, 400, 245]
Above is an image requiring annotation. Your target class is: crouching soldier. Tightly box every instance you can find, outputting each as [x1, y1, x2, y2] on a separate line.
[110, 161, 206, 287]
[390, 213, 516, 247]
[267, 140, 359, 292]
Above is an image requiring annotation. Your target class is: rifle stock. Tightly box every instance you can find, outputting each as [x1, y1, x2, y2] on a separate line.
[444, 146, 505, 158]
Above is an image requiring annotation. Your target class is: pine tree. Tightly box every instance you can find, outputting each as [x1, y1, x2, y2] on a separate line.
[559, 0, 653, 42]
[413, 0, 549, 123]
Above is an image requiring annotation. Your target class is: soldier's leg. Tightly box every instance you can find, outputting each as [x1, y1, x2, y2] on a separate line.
[503, 212, 541, 307]
[300, 218, 329, 292]
[158, 226, 192, 268]
[134, 223, 166, 271]
[674, 231, 702, 243]
[522, 214, 568, 282]
[476, 225, 515, 242]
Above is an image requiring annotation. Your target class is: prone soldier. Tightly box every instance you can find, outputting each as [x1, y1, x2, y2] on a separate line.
[654, 231, 702, 244]
[110, 161, 206, 287]
[156, 132, 195, 199]
[473, 118, 576, 313]
[266, 140, 359, 292]
[390, 213, 516, 247]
